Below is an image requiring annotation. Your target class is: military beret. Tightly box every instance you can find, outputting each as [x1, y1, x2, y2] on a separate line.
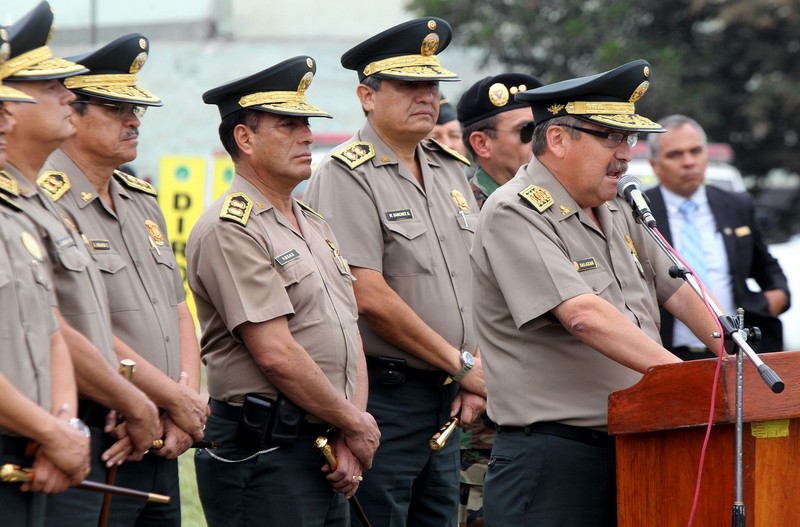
[437, 94, 457, 125]
[203, 56, 331, 120]
[0, 1, 86, 81]
[457, 73, 542, 127]
[515, 59, 665, 132]
[0, 28, 35, 102]
[341, 17, 459, 82]
[64, 33, 162, 107]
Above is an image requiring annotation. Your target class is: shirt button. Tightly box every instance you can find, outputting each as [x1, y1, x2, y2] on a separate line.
[592, 286, 599, 292]
[152, 298, 158, 304]
[460, 306, 465, 312]
[450, 270, 456, 277]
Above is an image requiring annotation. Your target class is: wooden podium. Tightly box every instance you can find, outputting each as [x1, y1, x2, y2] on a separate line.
[608, 351, 800, 526]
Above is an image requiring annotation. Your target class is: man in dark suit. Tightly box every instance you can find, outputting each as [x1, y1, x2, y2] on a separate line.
[645, 114, 790, 359]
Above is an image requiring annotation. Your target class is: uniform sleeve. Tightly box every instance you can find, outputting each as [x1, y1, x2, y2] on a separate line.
[192, 221, 294, 332]
[306, 160, 385, 272]
[479, 201, 593, 329]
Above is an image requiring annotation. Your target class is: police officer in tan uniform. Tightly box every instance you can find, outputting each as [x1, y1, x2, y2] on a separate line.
[452, 71, 541, 527]
[187, 56, 380, 527]
[471, 60, 722, 526]
[39, 33, 207, 525]
[0, 39, 90, 527]
[304, 17, 487, 527]
[3, 4, 162, 525]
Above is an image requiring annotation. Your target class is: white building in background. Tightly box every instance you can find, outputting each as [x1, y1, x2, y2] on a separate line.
[4, 0, 496, 183]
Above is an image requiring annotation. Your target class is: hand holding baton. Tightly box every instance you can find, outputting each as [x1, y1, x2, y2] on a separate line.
[1, 464, 169, 504]
[315, 435, 372, 527]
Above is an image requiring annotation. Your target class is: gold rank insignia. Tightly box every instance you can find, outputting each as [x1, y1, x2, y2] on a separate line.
[518, 185, 554, 213]
[450, 190, 470, 213]
[113, 170, 158, 196]
[144, 219, 165, 246]
[36, 171, 70, 201]
[429, 139, 471, 166]
[220, 192, 253, 226]
[332, 141, 375, 170]
[735, 226, 752, 237]
[81, 192, 93, 202]
[560, 205, 571, 216]
[0, 170, 19, 196]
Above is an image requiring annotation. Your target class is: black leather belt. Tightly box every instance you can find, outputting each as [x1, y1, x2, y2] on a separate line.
[0, 435, 32, 457]
[209, 399, 331, 437]
[496, 421, 614, 449]
[365, 355, 445, 386]
[78, 399, 111, 429]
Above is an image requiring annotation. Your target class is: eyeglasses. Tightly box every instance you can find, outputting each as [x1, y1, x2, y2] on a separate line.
[73, 100, 147, 119]
[485, 120, 536, 144]
[559, 124, 638, 148]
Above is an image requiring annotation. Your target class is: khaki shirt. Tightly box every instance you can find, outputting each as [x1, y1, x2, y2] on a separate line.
[4, 165, 115, 366]
[43, 150, 184, 379]
[304, 121, 478, 370]
[186, 175, 359, 405]
[471, 158, 681, 430]
[0, 195, 57, 433]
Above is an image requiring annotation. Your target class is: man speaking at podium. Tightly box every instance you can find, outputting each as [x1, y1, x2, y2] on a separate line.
[469, 60, 722, 526]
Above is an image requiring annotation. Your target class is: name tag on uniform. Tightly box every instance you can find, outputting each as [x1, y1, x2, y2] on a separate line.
[573, 257, 598, 272]
[90, 240, 111, 252]
[385, 209, 413, 221]
[275, 249, 300, 266]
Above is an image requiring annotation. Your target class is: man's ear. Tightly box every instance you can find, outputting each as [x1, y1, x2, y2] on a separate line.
[547, 125, 569, 158]
[233, 123, 254, 157]
[356, 83, 375, 114]
[469, 131, 491, 159]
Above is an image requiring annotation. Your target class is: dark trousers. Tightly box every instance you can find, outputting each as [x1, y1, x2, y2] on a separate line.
[44, 426, 107, 527]
[352, 369, 460, 527]
[195, 412, 348, 527]
[106, 453, 180, 526]
[484, 428, 617, 527]
[0, 444, 46, 527]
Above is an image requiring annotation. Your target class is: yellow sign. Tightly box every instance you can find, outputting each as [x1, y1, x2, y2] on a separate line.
[212, 156, 235, 200]
[751, 419, 790, 439]
[158, 156, 207, 322]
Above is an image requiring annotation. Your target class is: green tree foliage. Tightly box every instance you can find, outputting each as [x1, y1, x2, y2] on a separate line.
[409, 0, 800, 178]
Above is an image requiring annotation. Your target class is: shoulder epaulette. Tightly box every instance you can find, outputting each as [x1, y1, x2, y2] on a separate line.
[0, 192, 22, 211]
[332, 141, 375, 170]
[295, 199, 324, 219]
[0, 170, 19, 196]
[428, 138, 471, 166]
[220, 192, 253, 226]
[114, 170, 158, 196]
[36, 171, 70, 201]
[518, 184, 554, 214]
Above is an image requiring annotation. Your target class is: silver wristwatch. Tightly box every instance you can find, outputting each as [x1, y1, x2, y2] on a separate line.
[452, 351, 475, 382]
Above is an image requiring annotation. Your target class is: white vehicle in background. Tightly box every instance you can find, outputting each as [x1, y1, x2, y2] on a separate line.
[626, 143, 746, 192]
[626, 143, 799, 350]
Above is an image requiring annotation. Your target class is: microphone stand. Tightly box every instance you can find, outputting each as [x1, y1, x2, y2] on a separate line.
[629, 208, 785, 527]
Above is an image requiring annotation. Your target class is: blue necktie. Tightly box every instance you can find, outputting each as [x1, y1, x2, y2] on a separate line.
[679, 200, 707, 283]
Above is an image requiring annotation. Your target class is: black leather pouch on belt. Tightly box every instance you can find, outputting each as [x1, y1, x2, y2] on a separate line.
[235, 393, 304, 449]
[377, 356, 406, 385]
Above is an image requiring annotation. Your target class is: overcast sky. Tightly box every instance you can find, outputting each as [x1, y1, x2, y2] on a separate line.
[3, 0, 214, 27]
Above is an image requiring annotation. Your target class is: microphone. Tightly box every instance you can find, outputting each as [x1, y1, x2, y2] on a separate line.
[616, 175, 657, 228]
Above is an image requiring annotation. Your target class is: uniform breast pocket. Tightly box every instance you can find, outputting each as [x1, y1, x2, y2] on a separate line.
[150, 247, 179, 307]
[581, 266, 614, 296]
[382, 220, 433, 277]
[455, 212, 479, 253]
[93, 251, 139, 313]
[276, 258, 323, 325]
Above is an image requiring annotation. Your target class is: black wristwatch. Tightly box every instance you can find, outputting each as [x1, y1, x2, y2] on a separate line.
[452, 351, 475, 382]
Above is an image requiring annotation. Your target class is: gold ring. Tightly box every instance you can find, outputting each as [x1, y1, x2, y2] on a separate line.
[151, 439, 164, 449]
[352, 475, 363, 482]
